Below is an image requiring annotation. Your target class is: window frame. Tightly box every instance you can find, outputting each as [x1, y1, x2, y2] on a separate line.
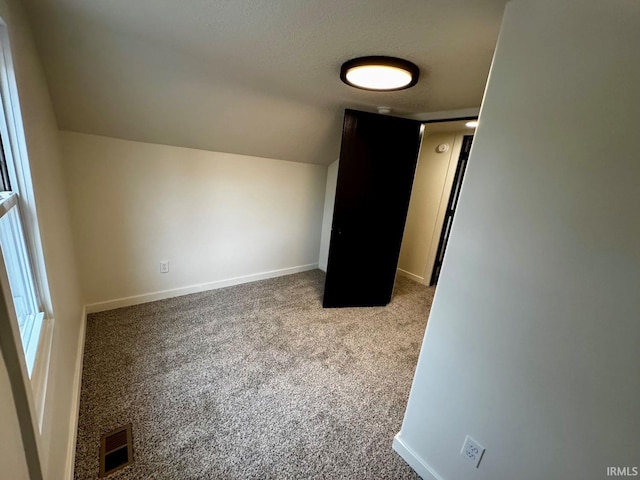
[0, 192, 45, 372]
[0, 17, 55, 431]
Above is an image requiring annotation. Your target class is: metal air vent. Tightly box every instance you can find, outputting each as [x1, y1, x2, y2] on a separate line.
[99, 424, 133, 477]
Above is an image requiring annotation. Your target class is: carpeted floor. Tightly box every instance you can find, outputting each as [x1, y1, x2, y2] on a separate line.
[74, 270, 434, 479]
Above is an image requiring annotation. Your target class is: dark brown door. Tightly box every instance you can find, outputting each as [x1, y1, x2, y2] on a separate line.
[323, 109, 423, 308]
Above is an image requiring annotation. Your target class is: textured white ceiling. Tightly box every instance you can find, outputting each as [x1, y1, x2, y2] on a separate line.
[22, 0, 507, 165]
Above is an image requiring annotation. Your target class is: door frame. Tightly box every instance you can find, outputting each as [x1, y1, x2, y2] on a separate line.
[396, 116, 478, 287]
[429, 134, 474, 286]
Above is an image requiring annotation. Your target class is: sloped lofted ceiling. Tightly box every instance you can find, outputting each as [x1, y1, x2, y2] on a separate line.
[22, 0, 508, 165]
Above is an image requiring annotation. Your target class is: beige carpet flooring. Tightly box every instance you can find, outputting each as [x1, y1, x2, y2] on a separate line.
[74, 270, 434, 479]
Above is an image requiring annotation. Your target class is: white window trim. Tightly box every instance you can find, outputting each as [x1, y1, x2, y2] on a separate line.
[0, 192, 44, 371]
[0, 17, 54, 431]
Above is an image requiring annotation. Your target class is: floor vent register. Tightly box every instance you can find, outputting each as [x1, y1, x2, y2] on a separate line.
[99, 424, 134, 477]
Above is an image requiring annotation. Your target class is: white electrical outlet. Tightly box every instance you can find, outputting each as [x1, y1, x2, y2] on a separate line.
[461, 435, 485, 468]
[160, 260, 169, 273]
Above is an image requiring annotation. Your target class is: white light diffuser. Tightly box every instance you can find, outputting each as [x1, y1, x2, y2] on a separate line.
[345, 65, 413, 91]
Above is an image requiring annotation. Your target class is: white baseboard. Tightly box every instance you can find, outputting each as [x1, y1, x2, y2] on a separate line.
[397, 268, 426, 285]
[85, 263, 319, 314]
[393, 433, 445, 480]
[64, 307, 87, 480]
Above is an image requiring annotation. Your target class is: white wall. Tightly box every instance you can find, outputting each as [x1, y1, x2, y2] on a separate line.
[398, 131, 466, 284]
[318, 158, 338, 271]
[61, 132, 327, 308]
[0, 353, 30, 479]
[0, 0, 84, 478]
[394, 1, 640, 480]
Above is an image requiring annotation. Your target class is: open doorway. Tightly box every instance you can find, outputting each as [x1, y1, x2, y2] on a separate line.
[397, 119, 476, 287]
[319, 112, 476, 306]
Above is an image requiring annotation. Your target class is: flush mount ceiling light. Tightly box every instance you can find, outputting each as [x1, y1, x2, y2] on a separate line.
[466, 120, 479, 128]
[340, 56, 420, 91]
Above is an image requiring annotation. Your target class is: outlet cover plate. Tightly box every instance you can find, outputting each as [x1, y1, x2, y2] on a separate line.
[160, 260, 169, 273]
[461, 435, 485, 468]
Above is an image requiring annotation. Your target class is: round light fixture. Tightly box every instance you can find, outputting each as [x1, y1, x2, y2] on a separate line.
[340, 56, 420, 91]
[465, 120, 479, 128]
